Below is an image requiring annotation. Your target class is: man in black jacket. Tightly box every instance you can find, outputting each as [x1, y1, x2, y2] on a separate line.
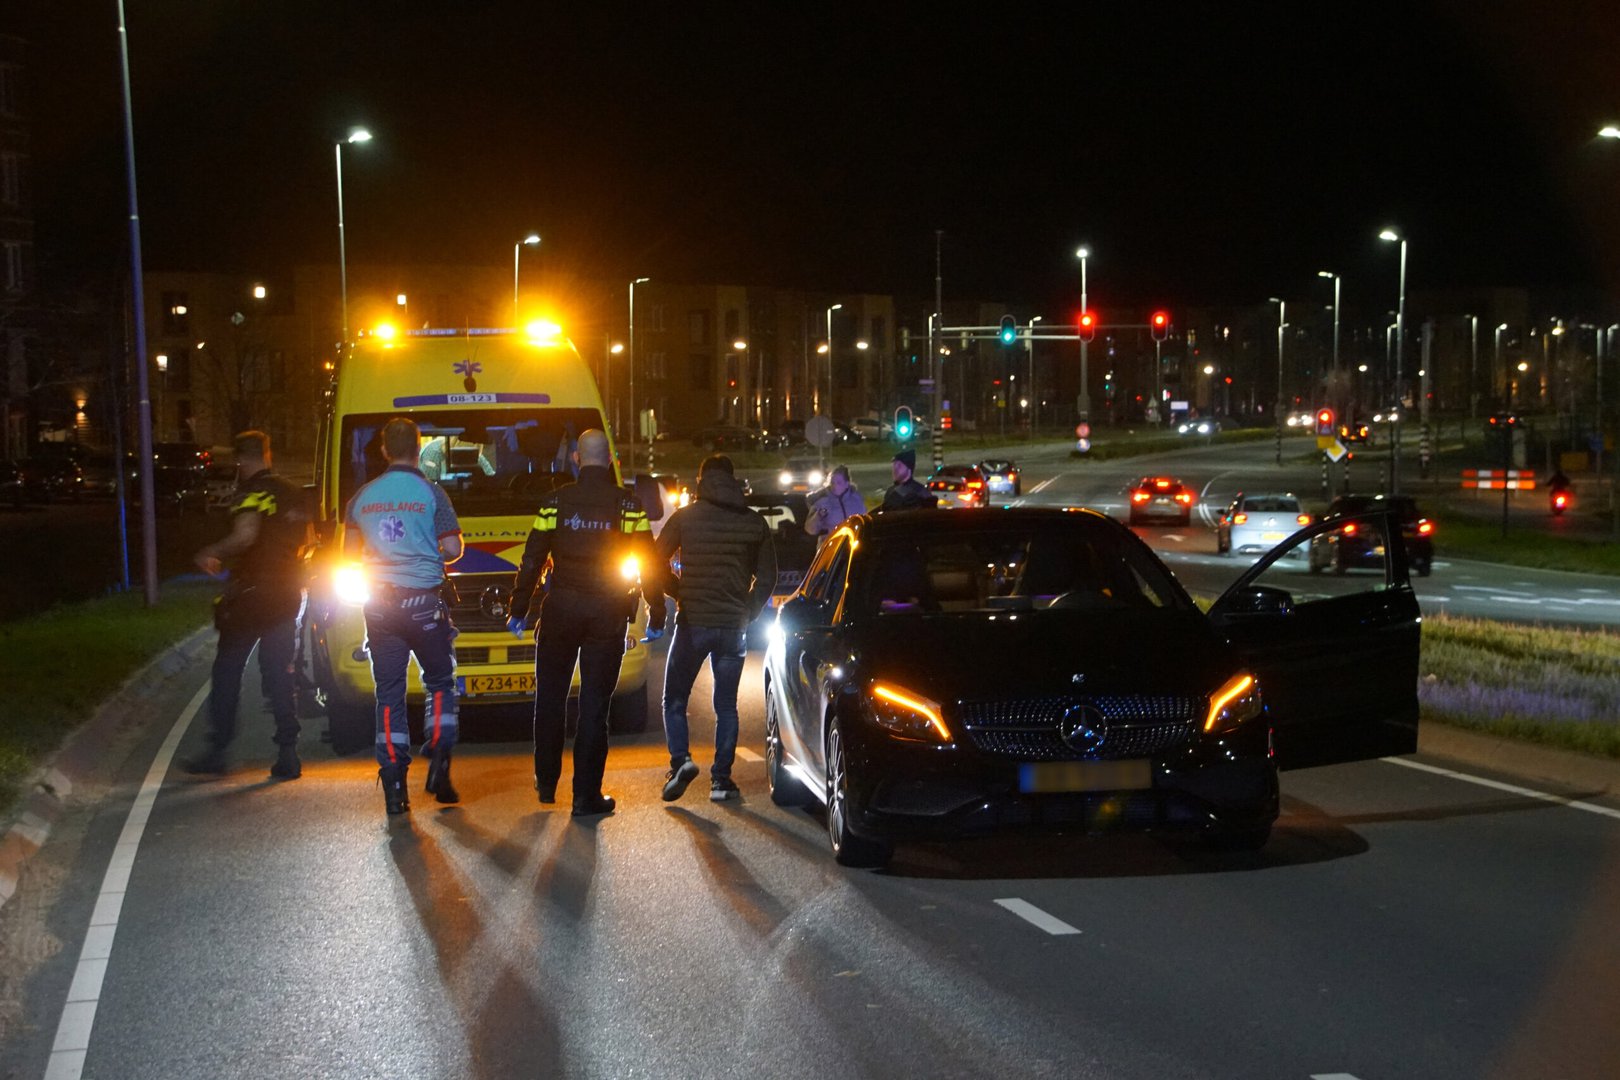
[183, 431, 310, 779]
[507, 429, 664, 817]
[653, 454, 776, 802]
[880, 448, 938, 511]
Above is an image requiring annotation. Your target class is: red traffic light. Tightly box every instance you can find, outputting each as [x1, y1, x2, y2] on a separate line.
[1078, 310, 1097, 342]
[1315, 407, 1335, 436]
[1150, 311, 1169, 342]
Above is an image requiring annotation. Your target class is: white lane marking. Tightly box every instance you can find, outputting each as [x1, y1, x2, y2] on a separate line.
[1029, 475, 1060, 495]
[44, 682, 208, 1080]
[735, 746, 763, 763]
[1310, 1074, 1365, 1079]
[1384, 757, 1620, 822]
[1452, 585, 1535, 596]
[994, 897, 1082, 936]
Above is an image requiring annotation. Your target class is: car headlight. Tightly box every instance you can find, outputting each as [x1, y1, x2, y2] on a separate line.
[868, 682, 953, 743]
[334, 564, 371, 606]
[1204, 672, 1262, 734]
[808, 470, 824, 488]
[779, 470, 793, 487]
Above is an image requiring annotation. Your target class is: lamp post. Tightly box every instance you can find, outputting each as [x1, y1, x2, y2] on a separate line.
[1268, 297, 1286, 466]
[1494, 323, 1508, 406]
[603, 335, 623, 435]
[1465, 314, 1479, 422]
[1075, 247, 1091, 421]
[512, 233, 540, 324]
[1379, 228, 1408, 493]
[628, 277, 650, 467]
[1028, 315, 1043, 433]
[1317, 272, 1340, 413]
[334, 127, 371, 353]
[732, 339, 750, 424]
[824, 302, 842, 417]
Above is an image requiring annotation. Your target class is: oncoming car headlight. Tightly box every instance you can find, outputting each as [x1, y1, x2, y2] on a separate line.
[1204, 672, 1262, 734]
[808, 470, 825, 488]
[779, 470, 794, 487]
[334, 564, 371, 606]
[869, 682, 953, 743]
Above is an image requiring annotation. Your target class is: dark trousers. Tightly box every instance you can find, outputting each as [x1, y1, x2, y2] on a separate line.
[532, 590, 626, 800]
[661, 621, 747, 779]
[207, 615, 300, 752]
[365, 588, 458, 769]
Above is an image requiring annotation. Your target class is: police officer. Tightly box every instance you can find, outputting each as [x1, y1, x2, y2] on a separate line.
[507, 429, 664, 818]
[183, 431, 310, 779]
[344, 416, 464, 816]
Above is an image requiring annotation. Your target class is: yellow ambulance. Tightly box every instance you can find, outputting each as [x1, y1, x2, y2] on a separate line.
[307, 321, 655, 751]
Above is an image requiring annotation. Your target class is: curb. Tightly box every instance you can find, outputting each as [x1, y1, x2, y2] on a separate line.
[0, 625, 213, 910]
[1418, 722, 1620, 798]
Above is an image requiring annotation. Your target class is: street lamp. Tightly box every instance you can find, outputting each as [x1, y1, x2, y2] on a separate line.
[1268, 297, 1286, 465]
[1600, 126, 1620, 139]
[1317, 270, 1340, 377]
[629, 277, 650, 464]
[1028, 314, 1043, 431]
[1380, 228, 1408, 492]
[1075, 247, 1091, 420]
[1494, 322, 1509, 405]
[1464, 314, 1479, 420]
[334, 127, 372, 352]
[513, 233, 541, 324]
[824, 303, 842, 419]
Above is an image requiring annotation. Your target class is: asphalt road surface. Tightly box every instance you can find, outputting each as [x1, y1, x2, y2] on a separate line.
[6, 637, 1620, 1079]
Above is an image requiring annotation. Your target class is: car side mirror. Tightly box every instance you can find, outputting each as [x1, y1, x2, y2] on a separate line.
[1218, 584, 1293, 617]
[778, 594, 829, 630]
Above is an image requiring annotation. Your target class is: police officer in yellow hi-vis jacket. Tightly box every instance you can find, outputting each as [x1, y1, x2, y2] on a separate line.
[507, 429, 664, 817]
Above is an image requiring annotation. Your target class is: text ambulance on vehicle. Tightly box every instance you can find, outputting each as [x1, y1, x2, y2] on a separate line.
[306, 320, 656, 751]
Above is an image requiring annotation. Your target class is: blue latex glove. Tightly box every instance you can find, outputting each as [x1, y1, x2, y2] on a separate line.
[642, 626, 665, 642]
[506, 616, 526, 639]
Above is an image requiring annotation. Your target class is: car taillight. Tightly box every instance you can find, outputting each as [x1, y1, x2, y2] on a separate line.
[1554, 494, 1568, 507]
[1296, 514, 1312, 525]
[1341, 522, 1358, 535]
[1131, 491, 1150, 503]
[1233, 513, 1248, 524]
[1175, 492, 1192, 504]
[967, 480, 983, 489]
[1417, 520, 1433, 535]
[1154, 480, 1170, 489]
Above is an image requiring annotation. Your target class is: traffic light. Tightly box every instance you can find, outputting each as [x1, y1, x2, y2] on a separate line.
[894, 406, 913, 440]
[1078, 311, 1097, 342]
[1315, 407, 1335, 436]
[998, 315, 1017, 346]
[1150, 311, 1170, 342]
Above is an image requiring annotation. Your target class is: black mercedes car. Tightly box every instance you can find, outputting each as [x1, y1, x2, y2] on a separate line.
[763, 508, 1420, 867]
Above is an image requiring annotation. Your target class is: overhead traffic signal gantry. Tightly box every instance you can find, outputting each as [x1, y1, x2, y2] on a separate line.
[1077, 310, 1097, 342]
[1150, 311, 1170, 342]
[998, 315, 1018, 345]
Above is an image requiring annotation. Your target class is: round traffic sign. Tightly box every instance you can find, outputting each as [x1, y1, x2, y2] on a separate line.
[804, 416, 836, 448]
[1076, 422, 1092, 439]
[1076, 438, 1091, 453]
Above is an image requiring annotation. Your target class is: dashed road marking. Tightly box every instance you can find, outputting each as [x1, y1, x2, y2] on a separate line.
[44, 682, 208, 1080]
[994, 897, 1082, 935]
[1310, 1074, 1364, 1079]
[1385, 757, 1620, 822]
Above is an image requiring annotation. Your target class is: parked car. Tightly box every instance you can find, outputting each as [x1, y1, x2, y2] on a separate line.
[1127, 476, 1194, 526]
[745, 491, 819, 615]
[762, 507, 1422, 866]
[977, 459, 1021, 497]
[0, 459, 27, 509]
[927, 464, 989, 509]
[850, 416, 893, 442]
[1216, 492, 1311, 556]
[1309, 493, 1434, 576]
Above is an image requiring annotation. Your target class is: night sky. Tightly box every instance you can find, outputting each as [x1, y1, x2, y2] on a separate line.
[15, 1, 1620, 315]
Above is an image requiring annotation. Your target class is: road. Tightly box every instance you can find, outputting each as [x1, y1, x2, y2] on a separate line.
[6, 637, 1620, 1078]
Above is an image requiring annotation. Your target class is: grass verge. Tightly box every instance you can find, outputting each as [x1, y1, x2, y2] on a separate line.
[1424, 515, 1620, 577]
[0, 581, 215, 813]
[1420, 611, 1620, 759]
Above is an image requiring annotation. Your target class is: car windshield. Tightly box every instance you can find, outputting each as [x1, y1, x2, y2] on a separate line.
[337, 407, 604, 519]
[850, 522, 1188, 617]
[1242, 496, 1300, 513]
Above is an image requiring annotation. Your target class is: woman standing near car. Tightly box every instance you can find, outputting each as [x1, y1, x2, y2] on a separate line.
[805, 465, 865, 538]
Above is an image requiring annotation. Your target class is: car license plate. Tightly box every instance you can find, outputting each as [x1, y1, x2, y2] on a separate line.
[1261, 531, 1285, 541]
[460, 673, 535, 695]
[1018, 759, 1152, 794]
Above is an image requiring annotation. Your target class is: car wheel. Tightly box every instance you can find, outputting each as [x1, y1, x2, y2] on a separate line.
[609, 686, 649, 733]
[765, 683, 811, 807]
[1202, 823, 1272, 852]
[1128, 511, 1141, 526]
[1414, 557, 1432, 578]
[1013, 481, 1021, 497]
[825, 716, 891, 868]
[1179, 512, 1191, 528]
[323, 691, 374, 756]
[1218, 532, 1230, 555]
[1333, 546, 1348, 575]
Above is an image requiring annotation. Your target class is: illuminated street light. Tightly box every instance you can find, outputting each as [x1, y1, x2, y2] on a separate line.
[1600, 126, 1620, 139]
[1075, 246, 1091, 420]
[253, 284, 267, 300]
[1268, 296, 1286, 465]
[335, 127, 372, 350]
[513, 233, 541, 323]
[628, 276, 650, 461]
[396, 293, 407, 306]
[1379, 228, 1408, 492]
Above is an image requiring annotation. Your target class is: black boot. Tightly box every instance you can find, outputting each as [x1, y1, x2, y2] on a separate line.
[181, 748, 229, 775]
[571, 793, 616, 818]
[425, 746, 459, 804]
[380, 765, 410, 815]
[269, 744, 301, 781]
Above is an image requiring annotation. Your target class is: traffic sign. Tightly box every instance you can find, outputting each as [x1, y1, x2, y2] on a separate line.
[1323, 439, 1348, 462]
[805, 416, 836, 448]
[1076, 437, 1091, 453]
[1075, 422, 1091, 438]
[1317, 435, 1338, 450]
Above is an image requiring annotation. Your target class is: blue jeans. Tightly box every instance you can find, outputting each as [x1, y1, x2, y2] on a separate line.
[207, 614, 299, 752]
[661, 622, 747, 778]
[364, 587, 458, 769]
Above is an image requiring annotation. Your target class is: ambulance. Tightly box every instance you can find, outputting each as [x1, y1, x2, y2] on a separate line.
[306, 321, 655, 751]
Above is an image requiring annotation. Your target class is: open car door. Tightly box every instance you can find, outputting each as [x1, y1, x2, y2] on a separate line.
[1206, 510, 1420, 770]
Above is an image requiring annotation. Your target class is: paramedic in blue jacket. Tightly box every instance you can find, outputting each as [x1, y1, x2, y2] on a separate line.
[344, 416, 464, 816]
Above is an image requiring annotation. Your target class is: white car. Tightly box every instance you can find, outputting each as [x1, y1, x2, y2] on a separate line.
[849, 416, 893, 441]
[1216, 492, 1311, 556]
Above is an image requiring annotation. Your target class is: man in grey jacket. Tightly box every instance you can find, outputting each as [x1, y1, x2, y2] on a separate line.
[653, 454, 777, 802]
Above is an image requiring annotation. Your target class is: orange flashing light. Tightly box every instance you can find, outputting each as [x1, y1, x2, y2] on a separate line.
[1204, 673, 1256, 734]
[872, 684, 952, 742]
